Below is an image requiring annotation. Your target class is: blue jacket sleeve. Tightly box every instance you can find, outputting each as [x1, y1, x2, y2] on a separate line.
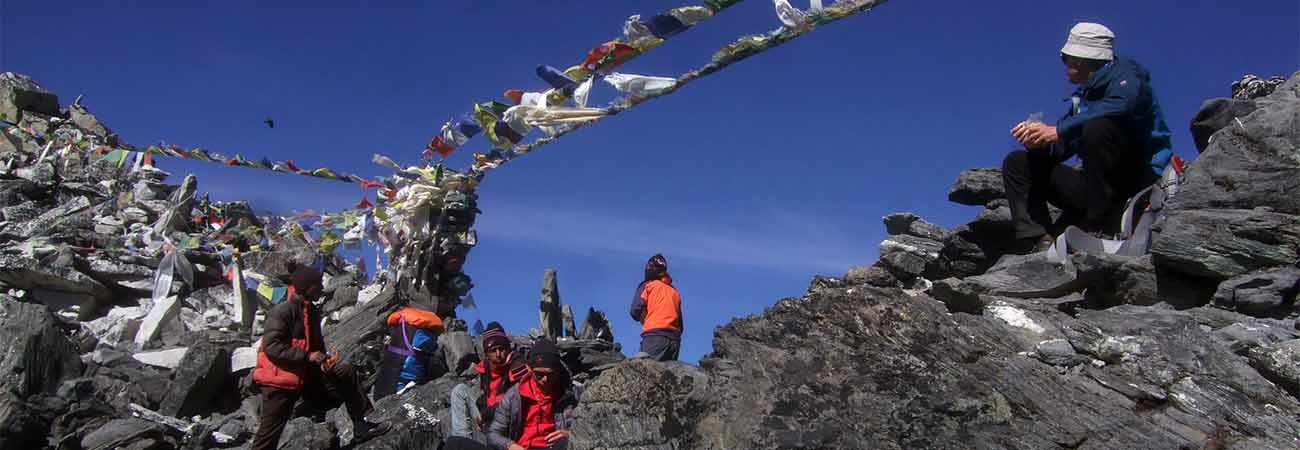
[1056, 69, 1144, 141]
[630, 282, 647, 323]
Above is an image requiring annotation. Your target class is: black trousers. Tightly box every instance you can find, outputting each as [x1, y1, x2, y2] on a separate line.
[250, 362, 374, 450]
[1002, 117, 1156, 239]
[639, 335, 680, 362]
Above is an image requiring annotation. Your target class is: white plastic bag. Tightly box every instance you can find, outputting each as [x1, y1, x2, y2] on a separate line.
[773, 0, 809, 28]
[604, 73, 677, 96]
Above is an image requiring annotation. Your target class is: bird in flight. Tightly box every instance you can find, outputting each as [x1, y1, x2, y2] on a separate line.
[264, 117, 275, 128]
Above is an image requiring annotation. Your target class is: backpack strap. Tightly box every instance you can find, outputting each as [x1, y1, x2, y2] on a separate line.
[385, 317, 416, 357]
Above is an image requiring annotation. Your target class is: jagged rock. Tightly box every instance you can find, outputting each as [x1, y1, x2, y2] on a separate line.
[556, 339, 625, 377]
[882, 212, 946, 240]
[14, 160, 55, 186]
[1, 201, 41, 222]
[879, 251, 926, 281]
[577, 307, 615, 342]
[80, 418, 170, 450]
[928, 277, 984, 313]
[1032, 338, 1089, 367]
[1172, 73, 1300, 215]
[1190, 97, 1261, 153]
[159, 338, 230, 418]
[438, 331, 477, 375]
[954, 253, 1077, 298]
[348, 376, 457, 450]
[1247, 339, 1300, 400]
[0, 252, 112, 302]
[1213, 266, 1300, 317]
[132, 347, 189, 369]
[0, 301, 84, 397]
[17, 195, 92, 238]
[844, 264, 898, 288]
[1152, 208, 1300, 280]
[562, 304, 578, 338]
[0, 301, 85, 449]
[1214, 322, 1297, 356]
[539, 268, 563, 339]
[0, 72, 60, 122]
[947, 167, 1004, 206]
[0, 178, 38, 205]
[70, 101, 116, 143]
[324, 284, 360, 317]
[278, 417, 338, 450]
[1154, 74, 1300, 283]
[323, 284, 400, 389]
[570, 360, 709, 450]
[135, 296, 181, 349]
[323, 272, 357, 294]
[1066, 253, 1162, 308]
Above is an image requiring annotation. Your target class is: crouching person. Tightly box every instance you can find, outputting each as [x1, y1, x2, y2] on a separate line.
[250, 267, 390, 450]
[374, 305, 445, 398]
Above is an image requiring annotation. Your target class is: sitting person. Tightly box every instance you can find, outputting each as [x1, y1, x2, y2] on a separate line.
[446, 323, 527, 444]
[444, 339, 580, 450]
[1003, 22, 1173, 251]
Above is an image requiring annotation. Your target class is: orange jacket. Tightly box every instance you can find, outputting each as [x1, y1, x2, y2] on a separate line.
[632, 276, 682, 335]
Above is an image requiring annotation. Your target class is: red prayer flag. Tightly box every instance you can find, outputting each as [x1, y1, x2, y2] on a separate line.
[355, 197, 374, 209]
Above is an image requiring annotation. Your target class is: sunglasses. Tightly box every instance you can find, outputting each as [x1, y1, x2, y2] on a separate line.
[531, 368, 556, 380]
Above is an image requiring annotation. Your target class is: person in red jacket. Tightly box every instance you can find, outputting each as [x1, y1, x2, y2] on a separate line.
[250, 267, 389, 450]
[629, 254, 683, 361]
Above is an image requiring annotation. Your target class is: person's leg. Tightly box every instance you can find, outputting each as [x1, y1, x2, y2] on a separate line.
[320, 361, 374, 421]
[250, 387, 300, 450]
[449, 382, 482, 438]
[640, 335, 674, 362]
[1003, 149, 1063, 239]
[442, 436, 495, 450]
[1076, 118, 1143, 233]
[665, 339, 680, 362]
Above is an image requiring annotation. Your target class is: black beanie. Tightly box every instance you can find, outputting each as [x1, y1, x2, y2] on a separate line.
[526, 338, 564, 371]
[291, 267, 324, 295]
[482, 321, 510, 349]
[644, 253, 668, 282]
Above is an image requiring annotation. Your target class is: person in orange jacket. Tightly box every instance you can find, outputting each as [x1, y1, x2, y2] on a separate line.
[249, 267, 389, 450]
[629, 254, 683, 361]
[373, 305, 446, 399]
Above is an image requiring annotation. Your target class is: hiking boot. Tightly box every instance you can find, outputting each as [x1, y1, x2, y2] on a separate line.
[352, 418, 390, 443]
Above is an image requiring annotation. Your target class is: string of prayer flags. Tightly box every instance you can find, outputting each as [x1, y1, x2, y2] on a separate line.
[458, 0, 890, 178]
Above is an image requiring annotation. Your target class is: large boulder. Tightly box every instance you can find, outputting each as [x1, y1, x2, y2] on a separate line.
[0, 301, 85, 449]
[947, 167, 1004, 206]
[80, 418, 171, 450]
[158, 337, 231, 418]
[1213, 266, 1300, 318]
[1154, 73, 1300, 282]
[691, 281, 1300, 450]
[0, 72, 59, 123]
[570, 360, 710, 450]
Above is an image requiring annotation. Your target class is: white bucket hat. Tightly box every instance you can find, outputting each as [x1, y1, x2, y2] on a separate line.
[1061, 22, 1115, 61]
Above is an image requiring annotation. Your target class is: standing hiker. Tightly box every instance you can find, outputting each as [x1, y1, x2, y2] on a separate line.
[446, 322, 527, 445]
[250, 267, 390, 450]
[630, 253, 683, 361]
[373, 305, 445, 399]
[1003, 22, 1173, 252]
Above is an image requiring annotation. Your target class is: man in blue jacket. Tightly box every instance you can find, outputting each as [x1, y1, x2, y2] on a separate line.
[1003, 22, 1173, 251]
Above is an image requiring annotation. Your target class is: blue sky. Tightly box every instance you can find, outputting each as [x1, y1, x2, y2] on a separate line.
[4, 0, 1296, 363]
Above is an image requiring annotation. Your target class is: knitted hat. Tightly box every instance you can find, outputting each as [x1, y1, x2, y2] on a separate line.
[644, 253, 668, 281]
[526, 338, 564, 371]
[1061, 22, 1115, 61]
[482, 321, 510, 349]
[290, 267, 323, 296]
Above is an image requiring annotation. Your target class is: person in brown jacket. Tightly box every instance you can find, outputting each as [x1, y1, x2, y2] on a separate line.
[249, 267, 389, 450]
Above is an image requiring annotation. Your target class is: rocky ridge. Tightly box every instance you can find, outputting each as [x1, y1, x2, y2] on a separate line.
[0, 70, 1297, 450]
